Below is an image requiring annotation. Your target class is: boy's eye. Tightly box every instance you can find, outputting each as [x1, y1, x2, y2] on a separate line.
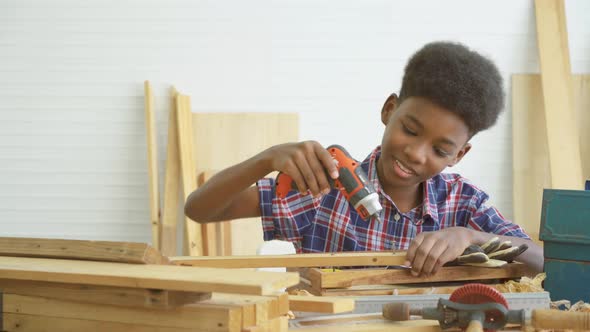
[402, 124, 417, 136]
[434, 147, 450, 157]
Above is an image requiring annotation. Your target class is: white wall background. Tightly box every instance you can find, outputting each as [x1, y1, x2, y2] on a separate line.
[0, 0, 588, 249]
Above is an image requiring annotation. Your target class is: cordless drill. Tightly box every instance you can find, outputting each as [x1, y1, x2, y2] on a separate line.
[275, 144, 383, 222]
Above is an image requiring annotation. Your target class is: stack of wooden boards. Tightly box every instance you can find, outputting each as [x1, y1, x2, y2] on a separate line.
[0, 238, 297, 332]
[173, 251, 535, 297]
[0, 238, 541, 331]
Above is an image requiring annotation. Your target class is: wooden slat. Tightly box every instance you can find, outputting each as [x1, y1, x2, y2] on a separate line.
[0, 279, 210, 308]
[310, 263, 533, 289]
[2, 313, 196, 332]
[0, 256, 299, 295]
[288, 295, 354, 313]
[191, 113, 298, 255]
[160, 87, 181, 257]
[170, 251, 407, 268]
[198, 171, 219, 256]
[534, 0, 583, 189]
[176, 94, 202, 256]
[512, 74, 590, 243]
[2, 294, 242, 331]
[144, 80, 161, 250]
[0, 237, 169, 265]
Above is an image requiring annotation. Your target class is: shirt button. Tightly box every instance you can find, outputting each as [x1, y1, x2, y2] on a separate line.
[394, 213, 401, 221]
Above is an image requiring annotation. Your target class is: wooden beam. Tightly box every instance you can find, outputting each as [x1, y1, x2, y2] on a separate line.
[3, 313, 196, 332]
[307, 263, 533, 289]
[160, 87, 181, 257]
[0, 237, 169, 265]
[0, 256, 299, 295]
[288, 295, 354, 313]
[534, 0, 583, 189]
[2, 293, 242, 331]
[0, 279, 210, 309]
[143, 80, 161, 250]
[170, 251, 407, 268]
[176, 94, 202, 256]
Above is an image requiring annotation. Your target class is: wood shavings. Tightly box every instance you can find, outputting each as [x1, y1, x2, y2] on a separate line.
[495, 273, 545, 293]
[288, 289, 314, 296]
[550, 299, 590, 312]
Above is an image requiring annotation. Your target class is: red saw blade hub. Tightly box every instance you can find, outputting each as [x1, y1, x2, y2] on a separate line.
[449, 283, 508, 332]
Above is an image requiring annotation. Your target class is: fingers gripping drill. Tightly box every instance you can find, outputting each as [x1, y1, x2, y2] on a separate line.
[275, 145, 383, 222]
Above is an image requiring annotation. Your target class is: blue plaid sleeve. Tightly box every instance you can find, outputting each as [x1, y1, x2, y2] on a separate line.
[256, 177, 319, 244]
[467, 191, 530, 239]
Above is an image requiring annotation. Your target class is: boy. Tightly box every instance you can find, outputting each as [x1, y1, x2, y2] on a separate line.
[185, 41, 543, 276]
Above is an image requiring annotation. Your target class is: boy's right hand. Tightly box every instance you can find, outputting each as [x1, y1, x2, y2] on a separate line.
[265, 141, 340, 197]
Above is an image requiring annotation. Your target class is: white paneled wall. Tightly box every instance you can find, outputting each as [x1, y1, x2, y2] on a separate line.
[0, 1, 588, 249]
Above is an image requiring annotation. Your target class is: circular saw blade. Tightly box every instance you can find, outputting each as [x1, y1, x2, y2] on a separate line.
[449, 283, 508, 332]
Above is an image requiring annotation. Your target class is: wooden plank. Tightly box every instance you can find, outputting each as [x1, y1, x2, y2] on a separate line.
[160, 87, 181, 257]
[314, 263, 533, 289]
[289, 319, 440, 332]
[288, 295, 354, 313]
[191, 113, 298, 255]
[176, 94, 202, 256]
[534, 0, 583, 189]
[574, 76, 590, 180]
[0, 256, 299, 295]
[0, 237, 169, 265]
[3, 313, 196, 332]
[511, 74, 551, 244]
[0, 279, 210, 308]
[170, 251, 407, 268]
[512, 74, 590, 243]
[2, 293, 241, 331]
[315, 283, 496, 297]
[198, 171, 219, 256]
[143, 80, 161, 250]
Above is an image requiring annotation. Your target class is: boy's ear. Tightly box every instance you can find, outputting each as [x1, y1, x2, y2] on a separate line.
[448, 143, 471, 167]
[381, 93, 398, 125]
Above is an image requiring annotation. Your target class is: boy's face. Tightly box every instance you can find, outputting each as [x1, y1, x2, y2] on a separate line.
[377, 95, 471, 192]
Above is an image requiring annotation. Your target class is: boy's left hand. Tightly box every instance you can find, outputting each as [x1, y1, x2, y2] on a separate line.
[404, 227, 475, 277]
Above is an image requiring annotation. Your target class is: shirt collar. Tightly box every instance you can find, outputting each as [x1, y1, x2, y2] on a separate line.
[362, 146, 439, 226]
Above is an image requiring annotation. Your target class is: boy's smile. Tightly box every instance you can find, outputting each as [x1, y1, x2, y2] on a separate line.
[377, 95, 471, 205]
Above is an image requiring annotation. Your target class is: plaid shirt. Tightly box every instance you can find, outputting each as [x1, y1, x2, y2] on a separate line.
[257, 146, 529, 253]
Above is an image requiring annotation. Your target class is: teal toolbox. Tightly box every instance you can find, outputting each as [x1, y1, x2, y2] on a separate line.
[539, 186, 590, 303]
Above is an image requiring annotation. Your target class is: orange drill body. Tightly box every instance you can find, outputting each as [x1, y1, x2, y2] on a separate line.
[275, 145, 382, 222]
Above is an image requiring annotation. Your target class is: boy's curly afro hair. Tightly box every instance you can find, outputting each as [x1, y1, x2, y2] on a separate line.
[399, 42, 504, 136]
